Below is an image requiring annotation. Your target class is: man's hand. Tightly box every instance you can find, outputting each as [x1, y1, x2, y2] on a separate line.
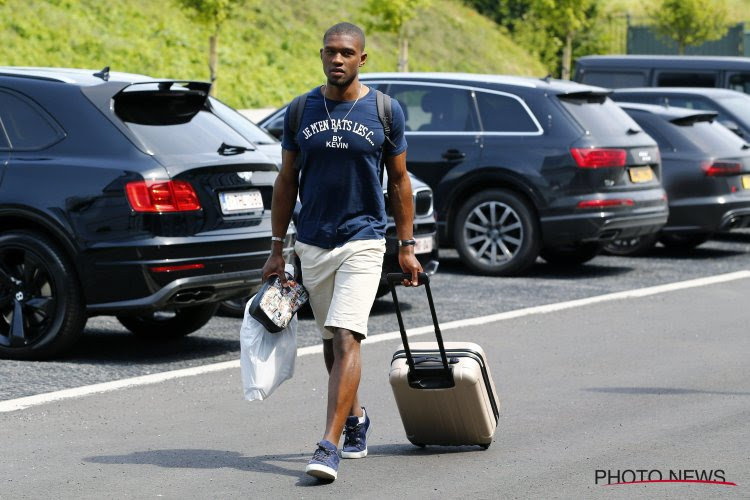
[262, 254, 288, 286]
[399, 247, 422, 287]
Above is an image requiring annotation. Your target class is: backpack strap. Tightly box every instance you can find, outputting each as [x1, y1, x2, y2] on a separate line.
[376, 90, 396, 148]
[375, 89, 396, 186]
[288, 93, 308, 147]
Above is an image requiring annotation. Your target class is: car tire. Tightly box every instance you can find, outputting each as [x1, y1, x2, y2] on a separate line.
[603, 233, 659, 257]
[540, 242, 603, 266]
[0, 231, 86, 360]
[116, 303, 220, 338]
[454, 189, 540, 276]
[217, 295, 250, 318]
[659, 232, 710, 249]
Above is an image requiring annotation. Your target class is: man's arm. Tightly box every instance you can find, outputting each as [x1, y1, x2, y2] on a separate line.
[261, 149, 299, 285]
[385, 151, 423, 286]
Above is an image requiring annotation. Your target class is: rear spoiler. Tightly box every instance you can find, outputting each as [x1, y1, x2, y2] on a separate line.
[669, 112, 718, 126]
[557, 90, 612, 103]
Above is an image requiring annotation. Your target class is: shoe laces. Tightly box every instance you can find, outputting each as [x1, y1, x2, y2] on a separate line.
[312, 444, 335, 462]
[344, 422, 363, 446]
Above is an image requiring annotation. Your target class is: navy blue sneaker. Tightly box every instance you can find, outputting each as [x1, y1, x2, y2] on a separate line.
[305, 440, 339, 481]
[341, 407, 372, 459]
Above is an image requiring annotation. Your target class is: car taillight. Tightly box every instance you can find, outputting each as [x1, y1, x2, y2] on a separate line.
[126, 180, 202, 212]
[150, 263, 205, 273]
[701, 161, 742, 176]
[570, 148, 627, 168]
[577, 199, 634, 209]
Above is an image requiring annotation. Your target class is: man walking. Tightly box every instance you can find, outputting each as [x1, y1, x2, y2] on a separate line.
[261, 22, 421, 481]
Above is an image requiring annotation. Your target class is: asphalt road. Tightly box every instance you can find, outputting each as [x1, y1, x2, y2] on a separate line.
[1, 270, 748, 499]
[3, 232, 750, 401]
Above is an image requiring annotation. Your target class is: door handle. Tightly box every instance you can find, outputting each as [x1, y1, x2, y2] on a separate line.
[441, 149, 466, 161]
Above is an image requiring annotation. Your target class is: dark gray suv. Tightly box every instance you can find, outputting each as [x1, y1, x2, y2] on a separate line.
[262, 74, 669, 275]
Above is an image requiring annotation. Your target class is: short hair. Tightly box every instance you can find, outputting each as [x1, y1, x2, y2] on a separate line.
[323, 22, 365, 50]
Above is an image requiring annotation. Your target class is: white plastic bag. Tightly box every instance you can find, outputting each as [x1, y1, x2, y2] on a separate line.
[240, 296, 297, 401]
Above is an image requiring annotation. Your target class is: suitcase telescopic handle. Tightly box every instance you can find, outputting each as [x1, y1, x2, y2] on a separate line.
[386, 272, 451, 381]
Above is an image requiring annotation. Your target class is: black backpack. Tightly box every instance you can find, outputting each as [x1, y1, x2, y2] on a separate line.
[286, 89, 396, 183]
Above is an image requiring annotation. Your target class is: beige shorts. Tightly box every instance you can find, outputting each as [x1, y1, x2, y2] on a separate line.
[295, 238, 386, 339]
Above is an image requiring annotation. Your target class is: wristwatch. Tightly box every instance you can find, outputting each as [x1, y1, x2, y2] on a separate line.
[397, 239, 416, 247]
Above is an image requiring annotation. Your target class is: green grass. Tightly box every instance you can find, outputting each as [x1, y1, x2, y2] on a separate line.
[0, 0, 546, 109]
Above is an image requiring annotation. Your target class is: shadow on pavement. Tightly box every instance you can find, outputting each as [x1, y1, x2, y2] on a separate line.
[84, 445, 485, 486]
[437, 256, 633, 279]
[85, 448, 306, 478]
[60, 332, 238, 365]
[585, 387, 750, 396]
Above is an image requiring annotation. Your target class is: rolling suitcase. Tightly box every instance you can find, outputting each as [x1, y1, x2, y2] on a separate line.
[387, 273, 500, 449]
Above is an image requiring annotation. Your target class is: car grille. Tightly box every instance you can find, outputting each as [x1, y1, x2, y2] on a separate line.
[384, 187, 434, 218]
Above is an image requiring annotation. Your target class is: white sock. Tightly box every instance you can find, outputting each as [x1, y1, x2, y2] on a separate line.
[358, 407, 366, 424]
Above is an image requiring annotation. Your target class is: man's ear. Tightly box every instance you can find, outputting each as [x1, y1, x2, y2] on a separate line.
[359, 51, 368, 67]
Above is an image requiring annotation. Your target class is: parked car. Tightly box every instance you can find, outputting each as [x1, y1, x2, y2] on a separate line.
[605, 103, 750, 255]
[574, 55, 750, 95]
[610, 87, 750, 139]
[0, 66, 294, 359]
[213, 114, 439, 317]
[261, 74, 669, 275]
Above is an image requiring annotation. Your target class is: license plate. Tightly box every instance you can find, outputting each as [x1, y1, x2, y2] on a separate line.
[742, 175, 750, 189]
[414, 236, 433, 254]
[629, 166, 654, 183]
[219, 190, 264, 214]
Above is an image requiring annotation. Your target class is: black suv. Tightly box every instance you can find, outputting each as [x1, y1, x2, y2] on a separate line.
[261, 74, 668, 275]
[606, 103, 750, 254]
[610, 87, 750, 140]
[0, 67, 293, 359]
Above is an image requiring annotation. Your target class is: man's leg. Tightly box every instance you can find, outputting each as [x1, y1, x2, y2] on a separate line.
[323, 338, 362, 419]
[321, 328, 363, 445]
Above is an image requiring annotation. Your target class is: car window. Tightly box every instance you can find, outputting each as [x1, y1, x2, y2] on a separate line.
[114, 89, 254, 156]
[663, 96, 715, 111]
[580, 71, 647, 88]
[558, 95, 641, 137]
[388, 84, 479, 132]
[208, 97, 278, 145]
[612, 94, 662, 105]
[715, 95, 750, 125]
[656, 72, 717, 87]
[475, 91, 539, 133]
[627, 114, 675, 150]
[728, 73, 750, 94]
[0, 89, 64, 150]
[671, 120, 747, 153]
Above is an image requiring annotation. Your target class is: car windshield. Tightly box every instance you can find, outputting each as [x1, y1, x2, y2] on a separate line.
[114, 89, 254, 156]
[558, 95, 642, 137]
[673, 120, 747, 153]
[208, 97, 279, 145]
[715, 95, 750, 127]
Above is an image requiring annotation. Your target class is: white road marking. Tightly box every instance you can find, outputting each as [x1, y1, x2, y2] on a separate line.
[2, 270, 749, 413]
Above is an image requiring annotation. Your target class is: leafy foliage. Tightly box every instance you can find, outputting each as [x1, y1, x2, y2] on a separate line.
[364, 0, 431, 71]
[0, 0, 546, 108]
[647, 0, 730, 54]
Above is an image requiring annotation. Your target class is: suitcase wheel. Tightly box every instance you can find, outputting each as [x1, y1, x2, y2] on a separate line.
[409, 440, 426, 448]
[480, 443, 490, 450]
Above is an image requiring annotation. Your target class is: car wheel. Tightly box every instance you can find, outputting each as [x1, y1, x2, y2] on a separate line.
[218, 295, 251, 318]
[540, 242, 603, 266]
[603, 233, 659, 257]
[454, 189, 540, 276]
[116, 303, 220, 338]
[0, 231, 86, 360]
[659, 232, 710, 249]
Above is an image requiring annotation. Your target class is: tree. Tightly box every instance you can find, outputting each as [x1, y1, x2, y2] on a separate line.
[648, 0, 729, 54]
[364, 0, 431, 72]
[529, 0, 594, 80]
[175, 0, 246, 95]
